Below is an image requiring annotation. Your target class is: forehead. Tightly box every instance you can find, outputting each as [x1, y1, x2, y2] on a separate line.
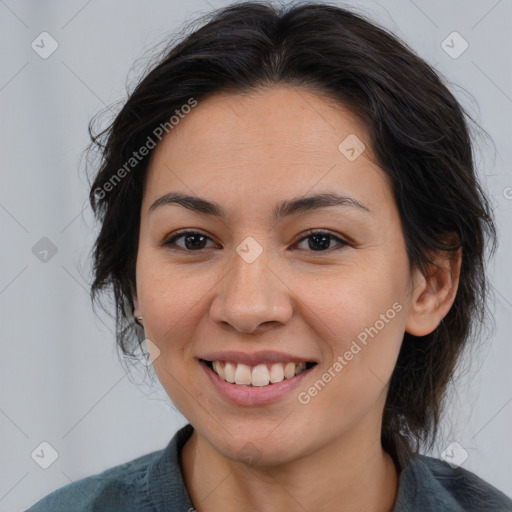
[143, 85, 391, 218]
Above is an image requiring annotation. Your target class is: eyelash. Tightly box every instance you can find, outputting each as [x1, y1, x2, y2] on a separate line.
[162, 229, 350, 253]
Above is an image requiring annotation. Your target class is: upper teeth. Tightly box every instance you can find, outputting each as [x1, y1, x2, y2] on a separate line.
[211, 361, 307, 386]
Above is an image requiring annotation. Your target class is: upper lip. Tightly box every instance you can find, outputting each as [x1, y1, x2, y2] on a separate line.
[198, 350, 317, 366]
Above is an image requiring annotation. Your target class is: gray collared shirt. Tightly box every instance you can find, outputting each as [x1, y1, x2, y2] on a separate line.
[25, 423, 512, 511]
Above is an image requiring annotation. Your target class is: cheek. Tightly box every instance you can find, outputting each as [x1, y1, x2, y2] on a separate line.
[291, 258, 407, 342]
[289, 258, 408, 406]
[299, 281, 405, 379]
[295, 288, 405, 435]
[136, 261, 211, 415]
[135, 255, 209, 350]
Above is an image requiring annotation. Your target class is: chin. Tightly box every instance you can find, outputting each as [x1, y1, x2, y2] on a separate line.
[206, 425, 311, 467]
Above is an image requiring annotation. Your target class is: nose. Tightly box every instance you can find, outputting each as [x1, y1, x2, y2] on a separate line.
[209, 246, 294, 335]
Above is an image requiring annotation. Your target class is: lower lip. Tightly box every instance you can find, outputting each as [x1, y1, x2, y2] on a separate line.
[200, 361, 315, 406]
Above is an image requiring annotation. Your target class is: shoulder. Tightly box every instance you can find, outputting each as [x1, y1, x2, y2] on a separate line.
[395, 454, 512, 511]
[25, 424, 196, 512]
[24, 449, 162, 512]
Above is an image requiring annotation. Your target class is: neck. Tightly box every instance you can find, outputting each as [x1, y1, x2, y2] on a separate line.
[181, 419, 399, 512]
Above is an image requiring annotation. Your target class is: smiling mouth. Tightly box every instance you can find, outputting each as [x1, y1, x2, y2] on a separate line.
[201, 359, 317, 387]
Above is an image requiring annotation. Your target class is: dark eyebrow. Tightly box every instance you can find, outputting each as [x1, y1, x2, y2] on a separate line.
[148, 191, 371, 220]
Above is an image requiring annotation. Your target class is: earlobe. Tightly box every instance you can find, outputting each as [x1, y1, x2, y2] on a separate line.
[132, 294, 144, 326]
[133, 293, 141, 318]
[405, 241, 462, 337]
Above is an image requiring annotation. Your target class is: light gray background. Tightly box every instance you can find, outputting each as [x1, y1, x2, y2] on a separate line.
[1, 0, 511, 510]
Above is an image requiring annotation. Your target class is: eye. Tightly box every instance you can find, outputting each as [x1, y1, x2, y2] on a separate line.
[163, 230, 217, 251]
[163, 229, 350, 253]
[293, 229, 350, 252]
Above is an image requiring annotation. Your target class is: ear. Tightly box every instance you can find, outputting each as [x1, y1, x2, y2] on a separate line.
[130, 283, 142, 319]
[133, 294, 142, 317]
[405, 235, 462, 337]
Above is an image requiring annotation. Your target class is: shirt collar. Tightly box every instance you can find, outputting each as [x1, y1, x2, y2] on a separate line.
[392, 454, 464, 511]
[146, 423, 465, 512]
[146, 423, 195, 511]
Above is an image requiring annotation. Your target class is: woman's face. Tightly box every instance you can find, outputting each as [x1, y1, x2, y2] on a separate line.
[134, 85, 420, 465]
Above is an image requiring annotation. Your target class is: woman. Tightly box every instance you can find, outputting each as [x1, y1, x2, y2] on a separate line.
[26, 1, 512, 511]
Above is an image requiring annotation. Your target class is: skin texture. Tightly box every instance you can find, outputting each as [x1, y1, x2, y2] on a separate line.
[133, 85, 461, 512]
